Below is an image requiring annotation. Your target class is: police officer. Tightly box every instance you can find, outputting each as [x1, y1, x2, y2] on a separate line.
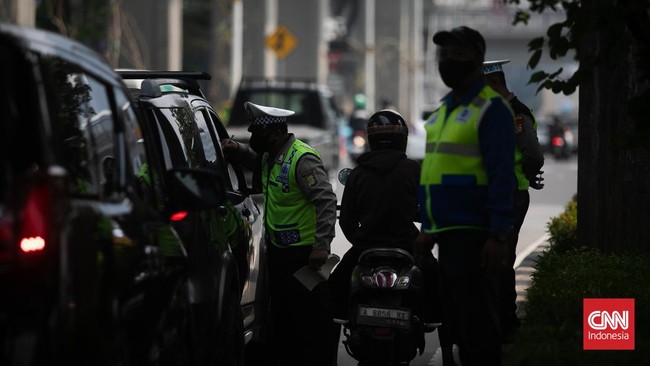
[483, 59, 545, 341]
[222, 102, 338, 366]
[414, 26, 515, 366]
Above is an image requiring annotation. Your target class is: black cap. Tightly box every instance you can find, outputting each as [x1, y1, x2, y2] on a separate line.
[433, 26, 486, 58]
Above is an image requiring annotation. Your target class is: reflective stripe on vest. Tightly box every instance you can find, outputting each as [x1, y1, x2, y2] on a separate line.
[262, 139, 320, 247]
[420, 86, 505, 232]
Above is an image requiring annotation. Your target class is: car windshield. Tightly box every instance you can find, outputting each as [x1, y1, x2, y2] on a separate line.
[229, 90, 325, 128]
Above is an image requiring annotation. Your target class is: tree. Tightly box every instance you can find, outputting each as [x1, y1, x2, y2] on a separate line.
[506, 0, 650, 253]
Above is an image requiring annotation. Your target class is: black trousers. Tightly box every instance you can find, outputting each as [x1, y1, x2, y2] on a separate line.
[499, 189, 530, 335]
[437, 229, 501, 366]
[267, 242, 336, 366]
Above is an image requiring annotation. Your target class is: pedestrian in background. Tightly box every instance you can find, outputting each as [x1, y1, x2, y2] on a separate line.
[222, 102, 338, 366]
[415, 26, 515, 366]
[483, 59, 545, 342]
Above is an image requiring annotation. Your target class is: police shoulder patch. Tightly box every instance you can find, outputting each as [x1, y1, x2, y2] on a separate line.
[514, 115, 524, 135]
[302, 170, 317, 187]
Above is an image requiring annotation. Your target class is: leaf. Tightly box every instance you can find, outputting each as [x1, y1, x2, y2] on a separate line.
[548, 67, 564, 79]
[529, 71, 549, 84]
[513, 10, 531, 25]
[528, 49, 543, 69]
[528, 36, 545, 51]
[547, 22, 565, 39]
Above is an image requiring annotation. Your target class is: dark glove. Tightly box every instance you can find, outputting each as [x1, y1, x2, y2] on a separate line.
[528, 170, 545, 190]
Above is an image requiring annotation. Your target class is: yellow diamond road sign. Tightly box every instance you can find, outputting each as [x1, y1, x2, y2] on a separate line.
[265, 25, 298, 59]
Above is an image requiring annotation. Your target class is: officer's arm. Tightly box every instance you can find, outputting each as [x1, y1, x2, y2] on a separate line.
[515, 113, 545, 179]
[221, 139, 259, 172]
[479, 99, 516, 234]
[295, 154, 337, 252]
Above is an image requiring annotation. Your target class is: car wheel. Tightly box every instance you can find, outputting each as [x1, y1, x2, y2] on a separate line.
[215, 294, 245, 366]
[148, 278, 192, 366]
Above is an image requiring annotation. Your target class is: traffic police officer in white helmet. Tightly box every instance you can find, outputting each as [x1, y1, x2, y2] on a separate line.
[222, 101, 338, 366]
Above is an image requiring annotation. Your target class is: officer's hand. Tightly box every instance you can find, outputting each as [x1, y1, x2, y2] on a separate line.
[414, 232, 436, 264]
[528, 170, 545, 190]
[221, 138, 240, 155]
[482, 238, 509, 274]
[308, 249, 328, 270]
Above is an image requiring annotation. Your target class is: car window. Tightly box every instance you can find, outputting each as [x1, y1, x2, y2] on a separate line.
[115, 88, 147, 179]
[230, 90, 325, 129]
[155, 107, 204, 169]
[194, 109, 231, 188]
[204, 110, 241, 192]
[41, 56, 116, 197]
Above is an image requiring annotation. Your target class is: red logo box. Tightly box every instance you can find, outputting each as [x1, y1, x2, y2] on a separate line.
[583, 298, 635, 350]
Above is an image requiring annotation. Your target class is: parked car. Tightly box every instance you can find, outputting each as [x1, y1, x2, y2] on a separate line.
[0, 23, 222, 366]
[119, 70, 269, 364]
[227, 77, 342, 172]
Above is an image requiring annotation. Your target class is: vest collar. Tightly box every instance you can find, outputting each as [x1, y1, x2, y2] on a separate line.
[441, 79, 486, 108]
[271, 134, 296, 164]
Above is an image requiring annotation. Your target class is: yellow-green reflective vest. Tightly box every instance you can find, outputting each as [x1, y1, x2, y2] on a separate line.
[420, 86, 510, 233]
[262, 139, 319, 247]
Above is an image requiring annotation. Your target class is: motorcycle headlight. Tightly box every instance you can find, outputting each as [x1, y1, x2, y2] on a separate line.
[352, 135, 366, 147]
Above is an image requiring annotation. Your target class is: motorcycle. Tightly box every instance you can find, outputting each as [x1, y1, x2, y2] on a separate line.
[335, 168, 437, 366]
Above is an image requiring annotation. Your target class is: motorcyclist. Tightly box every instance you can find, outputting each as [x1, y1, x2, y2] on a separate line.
[329, 109, 427, 317]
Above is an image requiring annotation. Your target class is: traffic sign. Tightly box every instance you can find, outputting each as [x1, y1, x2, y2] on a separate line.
[265, 25, 298, 59]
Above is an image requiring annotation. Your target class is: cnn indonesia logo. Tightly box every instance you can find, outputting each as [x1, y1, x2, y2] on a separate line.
[583, 298, 635, 350]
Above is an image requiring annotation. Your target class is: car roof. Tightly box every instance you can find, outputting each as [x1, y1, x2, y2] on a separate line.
[118, 70, 211, 100]
[0, 22, 122, 86]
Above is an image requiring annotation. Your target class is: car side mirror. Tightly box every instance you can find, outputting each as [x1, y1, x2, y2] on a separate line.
[165, 168, 226, 212]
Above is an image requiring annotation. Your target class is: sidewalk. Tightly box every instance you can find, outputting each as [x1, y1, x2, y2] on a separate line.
[429, 236, 551, 366]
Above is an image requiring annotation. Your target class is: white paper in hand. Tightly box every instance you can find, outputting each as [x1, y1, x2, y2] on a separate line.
[293, 254, 340, 291]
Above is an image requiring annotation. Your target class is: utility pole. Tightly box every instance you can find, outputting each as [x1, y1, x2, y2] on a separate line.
[11, 0, 35, 26]
[231, 0, 243, 98]
[168, 0, 182, 70]
[264, 0, 278, 79]
[364, 0, 376, 112]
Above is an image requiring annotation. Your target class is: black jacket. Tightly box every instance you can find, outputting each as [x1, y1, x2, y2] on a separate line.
[339, 149, 421, 250]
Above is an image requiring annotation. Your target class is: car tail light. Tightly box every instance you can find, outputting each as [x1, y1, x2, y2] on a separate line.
[18, 182, 51, 255]
[170, 211, 188, 221]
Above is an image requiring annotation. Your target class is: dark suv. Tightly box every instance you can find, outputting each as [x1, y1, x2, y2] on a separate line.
[0, 24, 225, 365]
[119, 71, 269, 364]
[228, 77, 343, 172]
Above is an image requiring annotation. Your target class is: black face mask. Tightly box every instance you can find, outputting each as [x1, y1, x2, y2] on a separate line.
[439, 60, 475, 89]
[249, 133, 271, 153]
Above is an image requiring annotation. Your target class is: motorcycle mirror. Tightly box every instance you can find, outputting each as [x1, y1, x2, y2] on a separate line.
[338, 168, 352, 185]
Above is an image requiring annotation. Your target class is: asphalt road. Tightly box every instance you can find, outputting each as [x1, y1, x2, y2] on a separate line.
[329, 152, 578, 365]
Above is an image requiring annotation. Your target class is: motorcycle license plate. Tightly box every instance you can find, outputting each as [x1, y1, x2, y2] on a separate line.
[357, 305, 411, 329]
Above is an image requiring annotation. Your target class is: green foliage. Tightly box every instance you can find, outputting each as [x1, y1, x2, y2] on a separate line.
[504, 248, 650, 365]
[546, 199, 578, 252]
[505, 197, 650, 364]
[504, 0, 650, 153]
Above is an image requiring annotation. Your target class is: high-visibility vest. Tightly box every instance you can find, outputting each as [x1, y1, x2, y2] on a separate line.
[262, 139, 319, 247]
[420, 85, 512, 233]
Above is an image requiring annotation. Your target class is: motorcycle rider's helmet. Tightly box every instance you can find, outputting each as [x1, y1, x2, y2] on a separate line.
[367, 109, 409, 152]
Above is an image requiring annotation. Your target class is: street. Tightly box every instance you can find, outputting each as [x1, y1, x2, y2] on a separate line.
[329, 153, 578, 365]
